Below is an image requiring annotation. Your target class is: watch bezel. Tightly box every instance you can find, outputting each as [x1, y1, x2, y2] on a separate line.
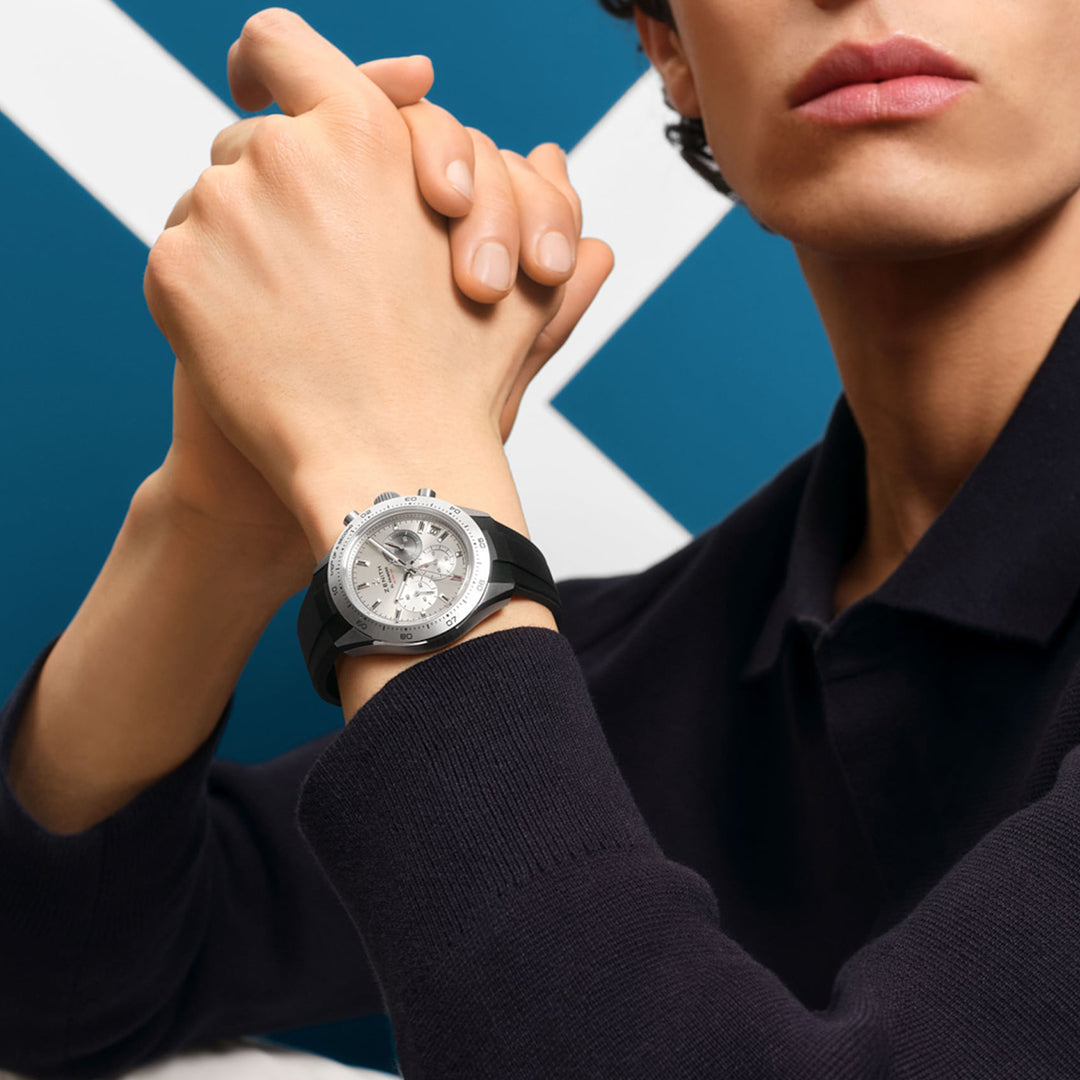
[325, 494, 492, 647]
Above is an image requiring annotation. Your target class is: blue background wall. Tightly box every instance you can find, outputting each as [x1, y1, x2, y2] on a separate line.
[1, 1, 839, 1073]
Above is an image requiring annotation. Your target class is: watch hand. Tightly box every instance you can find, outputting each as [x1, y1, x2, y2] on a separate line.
[367, 537, 407, 567]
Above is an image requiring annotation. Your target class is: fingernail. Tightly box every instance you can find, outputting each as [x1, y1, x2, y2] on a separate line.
[538, 231, 574, 274]
[446, 159, 474, 201]
[473, 241, 512, 291]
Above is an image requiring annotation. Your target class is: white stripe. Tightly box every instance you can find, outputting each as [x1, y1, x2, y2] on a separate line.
[0, 0, 237, 245]
[507, 69, 734, 576]
[531, 67, 734, 402]
[0, 5, 726, 577]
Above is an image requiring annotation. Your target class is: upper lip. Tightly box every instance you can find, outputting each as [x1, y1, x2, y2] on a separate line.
[788, 33, 975, 108]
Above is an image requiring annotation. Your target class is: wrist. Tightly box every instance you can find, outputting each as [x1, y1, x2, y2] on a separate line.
[290, 448, 528, 560]
[132, 469, 308, 609]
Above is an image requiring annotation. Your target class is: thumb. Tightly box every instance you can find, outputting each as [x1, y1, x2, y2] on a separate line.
[357, 54, 435, 107]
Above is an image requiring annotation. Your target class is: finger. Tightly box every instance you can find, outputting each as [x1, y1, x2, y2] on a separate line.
[500, 149, 578, 286]
[397, 98, 477, 218]
[165, 188, 193, 229]
[526, 142, 583, 239]
[357, 54, 434, 106]
[499, 237, 615, 442]
[228, 40, 433, 112]
[447, 129, 520, 302]
[212, 56, 429, 168]
[228, 8, 387, 117]
[210, 116, 264, 165]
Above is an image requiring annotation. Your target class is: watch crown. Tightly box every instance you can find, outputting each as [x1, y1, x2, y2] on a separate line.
[343, 511, 360, 526]
[417, 488, 436, 498]
[373, 491, 400, 504]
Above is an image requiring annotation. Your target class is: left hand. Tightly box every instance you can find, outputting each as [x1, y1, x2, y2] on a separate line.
[143, 8, 614, 560]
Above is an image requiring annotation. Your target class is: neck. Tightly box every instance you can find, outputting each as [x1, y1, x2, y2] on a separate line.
[792, 191, 1080, 609]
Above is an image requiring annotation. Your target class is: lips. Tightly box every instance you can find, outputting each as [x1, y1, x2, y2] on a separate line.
[789, 33, 975, 109]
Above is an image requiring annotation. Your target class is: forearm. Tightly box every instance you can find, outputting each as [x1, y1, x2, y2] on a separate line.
[8, 469, 291, 834]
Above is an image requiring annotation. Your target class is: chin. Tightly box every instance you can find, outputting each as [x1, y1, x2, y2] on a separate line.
[737, 166, 1075, 264]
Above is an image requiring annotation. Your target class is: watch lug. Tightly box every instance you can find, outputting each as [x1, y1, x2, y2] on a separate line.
[456, 505, 488, 520]
[334, 626, 375, 649]
[481, 579, 515, 605]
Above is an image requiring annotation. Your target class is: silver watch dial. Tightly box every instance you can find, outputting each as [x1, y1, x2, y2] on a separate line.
[325, 493, 495, 648]
[349, 512, 471, 625]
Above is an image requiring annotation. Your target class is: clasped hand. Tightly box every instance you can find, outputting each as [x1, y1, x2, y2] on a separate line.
[143, 7, 613, 597]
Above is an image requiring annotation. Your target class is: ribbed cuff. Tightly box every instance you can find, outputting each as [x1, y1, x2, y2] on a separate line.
[293, 626, 660, 990]
[0, 634, 233, 1069]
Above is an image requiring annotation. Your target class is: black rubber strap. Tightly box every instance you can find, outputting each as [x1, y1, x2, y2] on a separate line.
[297, 561, 353, 706]
[482, 517, 563, 629]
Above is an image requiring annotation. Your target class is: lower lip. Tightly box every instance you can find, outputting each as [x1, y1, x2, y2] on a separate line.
[794, 75, 974, 124]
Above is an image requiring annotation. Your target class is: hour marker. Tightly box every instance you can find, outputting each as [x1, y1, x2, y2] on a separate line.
[440, 530, 449, 541]
[355, 582, 373, 590]
[440, 594, 452, 603]
[395, 608, 402, 622]
[357, 559, 370, 567]
[371, 599, 382, 610]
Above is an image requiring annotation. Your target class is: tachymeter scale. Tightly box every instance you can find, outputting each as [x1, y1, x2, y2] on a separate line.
[348, 512, 470, 625]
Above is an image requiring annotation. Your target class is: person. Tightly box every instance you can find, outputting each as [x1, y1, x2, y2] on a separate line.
[3, 2, 1080, 1077]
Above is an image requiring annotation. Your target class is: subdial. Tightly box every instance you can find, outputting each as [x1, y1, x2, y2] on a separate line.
[399, 574, 439, 615]
[414, 544, 456, 580]
[384, 529, 423, 564]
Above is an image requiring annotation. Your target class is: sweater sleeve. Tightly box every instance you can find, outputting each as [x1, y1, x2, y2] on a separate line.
[294, 625, 1080, 1080]
[0, 636, 385, 1080]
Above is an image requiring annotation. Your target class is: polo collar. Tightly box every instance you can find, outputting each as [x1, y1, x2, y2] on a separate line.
[741, 292, 1080, 682]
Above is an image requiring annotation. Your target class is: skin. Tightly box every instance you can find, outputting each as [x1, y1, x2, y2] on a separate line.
[161, 48, 588, 603]
[9, 17, 610, 833]
[636, 0, 1080, 615]
[39, 0, 1079, 828]
[143, 10, 619, 715]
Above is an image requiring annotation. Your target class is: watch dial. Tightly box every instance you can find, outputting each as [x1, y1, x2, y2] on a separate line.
[349, 511, 471, 625]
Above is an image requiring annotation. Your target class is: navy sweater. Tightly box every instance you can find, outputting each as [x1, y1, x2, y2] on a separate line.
[5, 298, 1080, 1078]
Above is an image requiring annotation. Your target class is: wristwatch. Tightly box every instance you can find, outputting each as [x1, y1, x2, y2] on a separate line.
[297, 488, 563, 705]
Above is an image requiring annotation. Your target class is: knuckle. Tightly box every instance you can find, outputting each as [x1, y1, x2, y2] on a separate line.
[210, 126, 230, 159]
[190, 164, 231, 214]
[145, 229, 191, 295]
[247, 113, 292, 154]
[246, 114, 312, 173]
[210, 121, 242, 161]
[241, 7, 298, 47]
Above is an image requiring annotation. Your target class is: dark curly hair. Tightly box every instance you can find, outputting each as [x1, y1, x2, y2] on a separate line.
[596, 0, 740, 203]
